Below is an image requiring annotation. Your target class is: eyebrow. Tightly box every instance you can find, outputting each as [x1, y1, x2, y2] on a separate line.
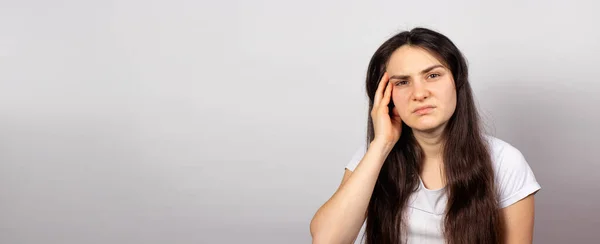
[389, 64, 445, 80]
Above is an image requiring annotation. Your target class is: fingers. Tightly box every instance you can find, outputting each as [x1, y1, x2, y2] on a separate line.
[391, 107, 402, 123]
[382, 79, 393, 108]
[373, 72, 389, 106]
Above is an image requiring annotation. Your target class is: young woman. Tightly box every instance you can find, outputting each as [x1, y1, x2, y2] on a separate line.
[310, 28, 541, 244]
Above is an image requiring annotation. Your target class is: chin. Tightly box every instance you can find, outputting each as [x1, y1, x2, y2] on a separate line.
[406, 118, 445, 132]
[412, 125, 442, 133]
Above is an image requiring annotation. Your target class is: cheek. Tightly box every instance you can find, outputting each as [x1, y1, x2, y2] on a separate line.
[391, 92, 403, 107]
[432, 78, 456, 101]
[441, 83, 457, 114]
[446, 84, 457, 104]
[391, 93, 411, 115]
[449, 92, 457, 109]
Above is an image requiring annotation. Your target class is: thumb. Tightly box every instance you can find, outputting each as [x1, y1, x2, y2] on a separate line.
[391, 108, 402, 122]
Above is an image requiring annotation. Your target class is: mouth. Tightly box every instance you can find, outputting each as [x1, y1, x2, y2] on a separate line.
[413, 105, 436, 115]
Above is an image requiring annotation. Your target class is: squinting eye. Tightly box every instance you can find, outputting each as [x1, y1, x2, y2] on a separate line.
[428, 73, 440, 79]
[394, 80, 408, 86]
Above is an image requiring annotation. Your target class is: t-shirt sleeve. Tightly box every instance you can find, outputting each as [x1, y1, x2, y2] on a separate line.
[494, 143, 541, 208]
[345, 142, 368, 172]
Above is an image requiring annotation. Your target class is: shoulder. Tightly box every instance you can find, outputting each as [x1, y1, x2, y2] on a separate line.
[484, 135, 541, 208]
[485, 135, 533, 177]
[485, 135, 525, 168]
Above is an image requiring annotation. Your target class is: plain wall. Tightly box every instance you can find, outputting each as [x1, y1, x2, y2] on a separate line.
[1, 0, 598, 243]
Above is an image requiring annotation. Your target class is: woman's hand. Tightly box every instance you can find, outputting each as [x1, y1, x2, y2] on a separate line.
[371, 72, 403, 146]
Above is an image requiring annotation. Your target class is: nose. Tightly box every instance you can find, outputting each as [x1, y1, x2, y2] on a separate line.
[412, 79, 430, 101]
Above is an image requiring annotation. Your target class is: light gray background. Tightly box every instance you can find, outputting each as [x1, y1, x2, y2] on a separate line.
[1, 0, 598, 243]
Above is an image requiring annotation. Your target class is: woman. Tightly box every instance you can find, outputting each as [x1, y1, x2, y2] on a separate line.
[310, 27, 541, 244]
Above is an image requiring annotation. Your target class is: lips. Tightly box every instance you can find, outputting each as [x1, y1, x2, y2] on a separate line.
[413, 105, 436, 114]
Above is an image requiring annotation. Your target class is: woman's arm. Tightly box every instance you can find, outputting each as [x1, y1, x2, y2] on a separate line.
[501, 194, 536, 244]
[309, 140, 394, 244]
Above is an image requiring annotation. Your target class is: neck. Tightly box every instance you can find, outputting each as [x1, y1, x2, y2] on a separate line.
[412, 125, 445, 163]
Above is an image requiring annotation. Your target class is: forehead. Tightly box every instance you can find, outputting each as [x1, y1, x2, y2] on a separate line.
[386, 45, 445, 74]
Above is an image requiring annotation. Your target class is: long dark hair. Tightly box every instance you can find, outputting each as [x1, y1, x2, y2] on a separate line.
[363, 27, 503, 244]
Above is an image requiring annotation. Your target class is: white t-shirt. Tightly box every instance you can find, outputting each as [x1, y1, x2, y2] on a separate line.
[345, 135, 541, 244]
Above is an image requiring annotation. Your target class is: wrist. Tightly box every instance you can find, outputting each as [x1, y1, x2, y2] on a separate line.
[369, 139, 396, 155]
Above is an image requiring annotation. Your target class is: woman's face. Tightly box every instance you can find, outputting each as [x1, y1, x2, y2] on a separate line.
[386, 45, 457, 132]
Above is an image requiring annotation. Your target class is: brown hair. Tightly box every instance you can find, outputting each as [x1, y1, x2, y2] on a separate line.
[363, 27, 503, 244]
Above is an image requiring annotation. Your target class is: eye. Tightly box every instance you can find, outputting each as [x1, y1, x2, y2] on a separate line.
[428, 73, 441, 79]
[394, 80, 409, 86]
